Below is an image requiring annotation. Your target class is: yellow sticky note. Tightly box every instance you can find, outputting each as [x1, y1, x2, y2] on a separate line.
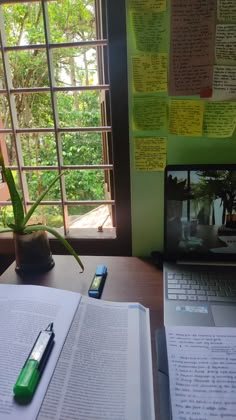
[135, 137, 166, 171]
[132, 54, 167, 93]
[133, 96, 168, 131]
[204, 102, 236, 138]
[217, 0, 236, 22]
[129, 0, 166, 13]
[131, 12, 166, 52]
[169, 100, 204, 136]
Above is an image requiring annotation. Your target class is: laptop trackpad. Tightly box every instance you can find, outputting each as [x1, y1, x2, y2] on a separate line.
[212, 305, 236, 327]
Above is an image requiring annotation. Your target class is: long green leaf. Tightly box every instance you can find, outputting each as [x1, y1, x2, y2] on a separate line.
[23, 224, 84, 272]
[0, 155, 24, 228]
[22, 171, 67, 227]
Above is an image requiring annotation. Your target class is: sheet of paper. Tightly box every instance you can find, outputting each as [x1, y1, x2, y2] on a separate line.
[215, 25, 236, 65]
[0, 284, 79, 420]
[129, 0, 166, 13]
[132, 54, 167, 93]
[135, 137, 166, 171]
[169, 0, 216, 96]
[131, 11, 167, 52]
[169, 100, 204, 136]
[212, 65, 236, 100]
[166, 326, 236, 420]
[204, 101, 236, 137]
[217, 0, 236, 23]
[133, 96, 167, 131]
[38, 298, 155, 420]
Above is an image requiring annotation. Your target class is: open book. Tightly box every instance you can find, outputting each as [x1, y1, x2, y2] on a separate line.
[0, 284, 155, 420]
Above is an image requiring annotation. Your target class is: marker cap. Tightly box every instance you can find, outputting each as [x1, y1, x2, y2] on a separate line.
[13, 359, 40, 400]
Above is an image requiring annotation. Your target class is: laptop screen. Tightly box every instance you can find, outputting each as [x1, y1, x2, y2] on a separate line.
[164, 164, 236, 261]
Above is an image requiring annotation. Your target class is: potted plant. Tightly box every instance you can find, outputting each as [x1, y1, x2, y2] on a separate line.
[0, 154, 84, 273]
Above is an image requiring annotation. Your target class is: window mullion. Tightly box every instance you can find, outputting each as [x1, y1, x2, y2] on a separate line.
[41, 0, 68, 235]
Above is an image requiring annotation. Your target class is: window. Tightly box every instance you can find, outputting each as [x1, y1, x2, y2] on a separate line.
[0, 0, 131, 256]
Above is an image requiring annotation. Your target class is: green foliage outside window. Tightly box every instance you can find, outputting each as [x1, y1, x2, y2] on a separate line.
[0, 1, 106, 228]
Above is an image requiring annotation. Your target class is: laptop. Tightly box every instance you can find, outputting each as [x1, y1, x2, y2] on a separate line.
[163, 164, 236, 327]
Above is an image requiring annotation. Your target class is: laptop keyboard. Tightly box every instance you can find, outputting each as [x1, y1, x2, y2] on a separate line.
[167, 271, 236, 303]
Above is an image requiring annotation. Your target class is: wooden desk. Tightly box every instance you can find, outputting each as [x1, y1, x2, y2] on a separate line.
[0, 255, 163, 419]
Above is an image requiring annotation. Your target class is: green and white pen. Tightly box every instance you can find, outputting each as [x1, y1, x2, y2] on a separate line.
[13, 323, 55, 403]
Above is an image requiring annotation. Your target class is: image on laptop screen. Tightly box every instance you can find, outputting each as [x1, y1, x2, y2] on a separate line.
[165, 166, 236, 259]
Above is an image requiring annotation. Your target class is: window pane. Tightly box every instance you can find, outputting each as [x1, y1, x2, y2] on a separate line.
[65, 169, 105, 200]
[3, 3, 45, 46]
[21, 134, 58, 166]
[48, 1, 96, 43]
[29, 205, 63, 229]
[57, 91, 101, 128]
[0, 204, 13, 228]
[0, 59, 6, 89]
[68, 204, 113, 230]
[62, 132, 103, 165]
[53, 47, 98, 87]
[16, 93, 53, 128]
[5, 134, 17, 166]
[8, 50, 49, 88]
[0, 95, 11, 128]
[26, 171, 61, 201]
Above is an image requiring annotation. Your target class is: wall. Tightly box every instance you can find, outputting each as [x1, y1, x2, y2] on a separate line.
[126, 0, 236, 256]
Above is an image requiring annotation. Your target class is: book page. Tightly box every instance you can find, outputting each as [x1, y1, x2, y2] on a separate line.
[166, 326, 236, 420]
[0, 284, 80, 420]
[38, 298, 155, 420]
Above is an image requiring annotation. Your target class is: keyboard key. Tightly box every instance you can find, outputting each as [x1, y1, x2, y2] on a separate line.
[168, 284, 181, 289]
[207, 291, 216, 296]
[208, 296, 236, 303]
[168, 289, 185, 294]
[187, 290, 196, 295]
[168, 294, 177, 300]
[197, 290, 206, 295]
[179, 295, 187, 300]
[179, 279, 188, 285]
[189, 280, 197, 285]
[198, 296, 207, 301]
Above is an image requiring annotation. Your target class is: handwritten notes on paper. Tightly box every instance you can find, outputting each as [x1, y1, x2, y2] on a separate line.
[204, 102, 236, 137]
[169, 0, 216, 96]
[132, 54, 167, 93]
[217, 0, 236, 22]
[135, 137, 166, 171]
[131, 12, 166, 52]
[216, 25, 236, 65]
[133, 97, 167, 131]
[212, 66, 236, 100]
[166, 326, 236, 420]
[169, 100, 204, 136]
[129, 0, 166, 13]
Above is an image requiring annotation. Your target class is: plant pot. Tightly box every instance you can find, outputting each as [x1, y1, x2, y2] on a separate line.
[14, 230, 55, 274]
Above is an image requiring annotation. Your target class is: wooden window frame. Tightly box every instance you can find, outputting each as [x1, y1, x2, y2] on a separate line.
[0, 0, 132, 256]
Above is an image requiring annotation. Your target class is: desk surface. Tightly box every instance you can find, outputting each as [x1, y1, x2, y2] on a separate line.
[0, 255, 163, 419]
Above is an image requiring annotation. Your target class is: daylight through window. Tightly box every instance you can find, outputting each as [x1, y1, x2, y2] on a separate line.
[0, 0, 131, 253]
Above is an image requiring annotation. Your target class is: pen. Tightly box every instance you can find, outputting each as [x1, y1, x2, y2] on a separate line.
[13, 322, 55, 403]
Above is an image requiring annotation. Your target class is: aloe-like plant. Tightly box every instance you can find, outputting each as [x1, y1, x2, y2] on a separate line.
[0, 154, 84, 271]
